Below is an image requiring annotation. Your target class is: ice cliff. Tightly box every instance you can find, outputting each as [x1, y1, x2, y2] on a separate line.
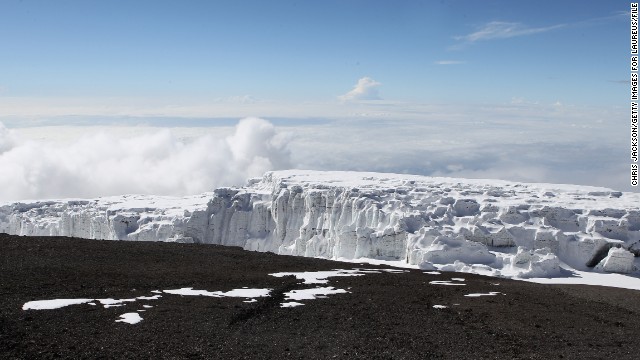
[2, 170, 640, 278]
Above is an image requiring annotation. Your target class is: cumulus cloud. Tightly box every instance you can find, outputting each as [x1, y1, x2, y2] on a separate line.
[0, 122, 16, 154]
[339, 77, 382, 102]
[0, 117, 290, 202]
[226, 117, 291, 174]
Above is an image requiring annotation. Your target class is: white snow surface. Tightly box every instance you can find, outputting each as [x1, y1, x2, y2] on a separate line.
[163, 288, 270, 298]
[22, 298, 94, 310]
[283, 287, 349, 301]
[3, 170, 640, 288]
[281, 302, 304, 308]
[429, 281, 467, 286]
[115, 312, 143, 325]
[464, 292, 505, 297]
[270, 269, 367, 284]
[269, 268, 405, 284]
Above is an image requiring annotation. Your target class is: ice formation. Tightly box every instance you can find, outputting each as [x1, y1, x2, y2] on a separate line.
[2, 170, 640, 279]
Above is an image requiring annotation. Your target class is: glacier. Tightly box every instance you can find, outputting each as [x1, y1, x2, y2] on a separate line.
[2, 170, 640, 280]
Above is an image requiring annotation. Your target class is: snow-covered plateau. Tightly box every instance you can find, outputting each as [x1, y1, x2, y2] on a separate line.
[2, 170, 640, 286]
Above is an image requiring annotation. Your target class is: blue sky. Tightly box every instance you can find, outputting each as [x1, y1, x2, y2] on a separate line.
[0, 0, 630, 109]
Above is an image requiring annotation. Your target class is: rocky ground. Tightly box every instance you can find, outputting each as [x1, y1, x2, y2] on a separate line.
[1, 233, 640, 359]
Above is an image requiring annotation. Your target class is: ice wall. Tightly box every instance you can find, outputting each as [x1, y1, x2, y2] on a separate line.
[1, 170, 639, 278]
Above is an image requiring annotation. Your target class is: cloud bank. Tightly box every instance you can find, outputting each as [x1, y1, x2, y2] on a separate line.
[0, 117, 290, 202]
[339, 77, 382, 102]
[0, 122, 16, 154]
[1, 99, 633, 203]
[284, 103, 631, 192]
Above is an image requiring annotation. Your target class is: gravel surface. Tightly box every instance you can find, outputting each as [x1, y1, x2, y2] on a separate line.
[2, 233, 640, 359]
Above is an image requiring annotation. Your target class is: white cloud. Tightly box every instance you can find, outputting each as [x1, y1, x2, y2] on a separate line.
[0, 96, 388, 120]
[226, 117, 291, 171]
[435, 60, 465, 65]
[0, 122, 17, 154]
[455, 21, 565, 42]
[286, 103, 631, 192]
[455, 12, 626, 45]
[1, 100, 633, 196]
[338, 77, 382, 102]
[0, 117, 290, 202]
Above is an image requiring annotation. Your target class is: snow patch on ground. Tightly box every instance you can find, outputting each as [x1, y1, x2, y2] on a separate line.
[269, 270, 366, 284]
[115, 312, 143, 325]
[283, 287, 349, 301]
[281, 302, 304, 308]
[98, 298, 138, 308]
[429, 281, 467, 286]
[163, 287, 271, 298]
[271, 268, 411, 307]
[22, 299, 94, 310]
[464, 292, 505, 297]
[269, 268, 407, 284]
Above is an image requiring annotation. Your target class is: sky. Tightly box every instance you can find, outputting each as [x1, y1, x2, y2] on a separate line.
[0, 0, 635, 201]
[0, 0, 629, 108]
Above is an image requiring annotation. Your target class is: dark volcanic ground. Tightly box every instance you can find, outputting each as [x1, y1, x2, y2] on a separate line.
[2, 233, 640, 359]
